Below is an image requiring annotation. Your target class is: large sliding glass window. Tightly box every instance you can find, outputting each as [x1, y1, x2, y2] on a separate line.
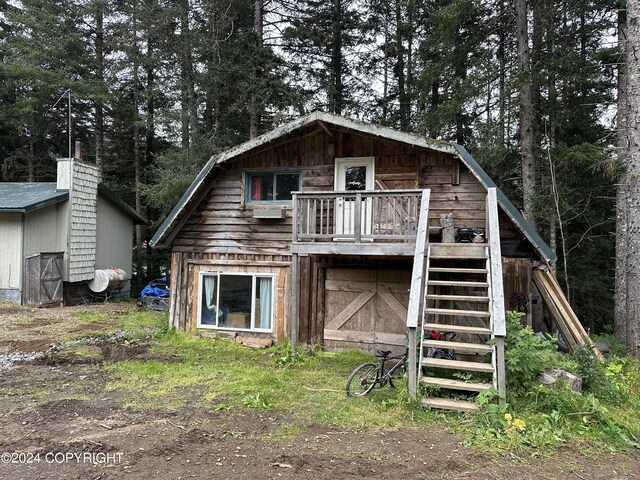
[199, 272, 273, 331]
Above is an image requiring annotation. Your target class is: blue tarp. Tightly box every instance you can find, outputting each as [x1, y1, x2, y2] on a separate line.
[141, 277, 170, 298]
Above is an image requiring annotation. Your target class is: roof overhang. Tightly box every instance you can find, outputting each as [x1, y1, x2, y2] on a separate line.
[98, 184, 148, 225]
[0, 191, 68, 213]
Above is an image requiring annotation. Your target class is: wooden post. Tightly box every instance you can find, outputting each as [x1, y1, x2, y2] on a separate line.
[408, 326, 417, 398]
[354, 193, 362, 243]
[291, 252, 299, 352]
[495, 336, 506, 404]
[440, 213, 454, 243]
[406, 189, 431, 399]
[291, 192, 299, 351]
[486, 188, 506, 400]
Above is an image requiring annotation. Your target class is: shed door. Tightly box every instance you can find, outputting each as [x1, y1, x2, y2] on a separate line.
[323, 268, 409, 354]
[23, 252, 64, 306]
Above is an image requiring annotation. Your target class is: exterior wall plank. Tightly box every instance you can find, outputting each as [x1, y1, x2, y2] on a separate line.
[0, 213, 23, 296]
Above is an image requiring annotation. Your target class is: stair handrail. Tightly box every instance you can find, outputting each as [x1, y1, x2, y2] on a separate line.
[486, 188, 506, 336]
[486, 187, 506, 400]
[406, 189, 431, 398]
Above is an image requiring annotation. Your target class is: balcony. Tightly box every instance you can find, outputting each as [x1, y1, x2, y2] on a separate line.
[291, 190, 427, 256]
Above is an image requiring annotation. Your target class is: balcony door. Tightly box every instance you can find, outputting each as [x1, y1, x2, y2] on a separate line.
[334, 157, 375, 237]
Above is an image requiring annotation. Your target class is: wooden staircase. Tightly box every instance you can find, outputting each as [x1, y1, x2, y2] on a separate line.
[420, 243, 495, 412]
[406, 188, 506, 412]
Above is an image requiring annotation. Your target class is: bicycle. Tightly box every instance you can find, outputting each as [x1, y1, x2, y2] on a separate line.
[346, 349, 407, 397]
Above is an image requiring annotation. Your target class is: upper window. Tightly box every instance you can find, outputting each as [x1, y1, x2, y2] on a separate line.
[246, 172, 301, 203]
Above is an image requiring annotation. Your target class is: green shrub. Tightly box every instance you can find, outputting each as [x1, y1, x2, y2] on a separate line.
[503, 312, 563, 396]
[572, 344, 615, 399]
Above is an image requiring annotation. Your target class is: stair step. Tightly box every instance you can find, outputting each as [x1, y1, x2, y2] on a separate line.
[428, 280, 489, 288]
[421, 397, 479, 412]
[430, 244, 487, 259]
[429, 267, 488, 274]
[426, 308, 490, 317]
[421, 376, 493, 392]
[428, 294, 490, 302]
[422, 357, 495, 373]
[422, 339, 493, 354]
[423, 323, 492, 335]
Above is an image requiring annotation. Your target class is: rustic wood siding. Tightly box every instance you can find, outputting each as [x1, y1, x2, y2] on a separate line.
[95, 196, 134, 288]
[68, 161, 99, 282]
[0, 213, 23, 290]
[169, 126, 524, 336]
[172, 127, 520, 254]
[169, 251, 291, 336]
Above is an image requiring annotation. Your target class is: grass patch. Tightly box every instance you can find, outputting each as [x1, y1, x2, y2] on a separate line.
[106, 332, 435, 431]
[0, 385, 50, 398]
[102, 311, 640, 451]
[115, 310, 167, 332]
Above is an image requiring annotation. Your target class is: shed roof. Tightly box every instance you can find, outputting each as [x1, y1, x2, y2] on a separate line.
[0, 183, 68, 213]
[0, 182, 147, 225]
[150, 111, 555, 262]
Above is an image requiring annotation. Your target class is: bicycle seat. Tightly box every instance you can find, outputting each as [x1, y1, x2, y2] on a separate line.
[375, 350, 392, 358]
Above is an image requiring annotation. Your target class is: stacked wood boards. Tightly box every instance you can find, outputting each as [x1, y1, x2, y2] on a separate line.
[532, 267, 604, 361]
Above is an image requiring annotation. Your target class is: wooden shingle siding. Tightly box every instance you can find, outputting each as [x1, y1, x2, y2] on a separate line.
[68, 161, 99, 282]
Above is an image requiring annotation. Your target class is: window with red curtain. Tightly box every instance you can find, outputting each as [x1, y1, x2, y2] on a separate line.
[247, 172, 300, 202]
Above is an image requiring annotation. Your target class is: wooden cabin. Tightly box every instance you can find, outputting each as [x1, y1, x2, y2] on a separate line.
[151, 111, 559, 410]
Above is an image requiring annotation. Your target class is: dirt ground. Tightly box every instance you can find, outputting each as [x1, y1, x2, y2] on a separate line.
[0, 302, 638, 480]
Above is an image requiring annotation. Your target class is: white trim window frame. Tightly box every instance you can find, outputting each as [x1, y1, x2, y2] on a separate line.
[245, 170, 302, 205]
[197, 271, 275, 332]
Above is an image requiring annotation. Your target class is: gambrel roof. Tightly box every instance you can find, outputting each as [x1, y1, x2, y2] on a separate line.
[150, 111, 555, 262]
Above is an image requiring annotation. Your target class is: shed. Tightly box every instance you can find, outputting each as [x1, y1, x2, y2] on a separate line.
[0, 158, 146, 306]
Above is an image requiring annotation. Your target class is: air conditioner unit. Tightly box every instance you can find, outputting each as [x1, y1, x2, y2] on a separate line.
[252, 206, 285, 219]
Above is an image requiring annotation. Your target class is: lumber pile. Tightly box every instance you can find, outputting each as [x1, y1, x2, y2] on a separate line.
[532, 266, 604, 361]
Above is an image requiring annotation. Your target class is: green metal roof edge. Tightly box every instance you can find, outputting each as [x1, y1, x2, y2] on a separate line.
[453, 144, 556, 263]
[149, 155, 216, 247]
[0, 190, 69, 213]
[98, 184, 148, 225]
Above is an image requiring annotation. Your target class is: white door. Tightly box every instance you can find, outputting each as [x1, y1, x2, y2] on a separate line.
[334, 158, 375, 237]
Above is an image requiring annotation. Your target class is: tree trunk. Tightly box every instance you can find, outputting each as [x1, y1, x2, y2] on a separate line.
[180, 0, 196, 148]
[624, 0, 640, 356]
[615, 6, 629, 345]
[94, 5, 104, 178]
[249, 0, 263, 139]
[516, 0, 537, 228]
[396, 0, 408, 130]
[498, 0, 506, 147]
[329, 0, 343, 114]
[133, 9, 143, 286]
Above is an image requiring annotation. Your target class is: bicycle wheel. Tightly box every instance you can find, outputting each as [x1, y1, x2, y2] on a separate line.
[346, 362, 378, 397]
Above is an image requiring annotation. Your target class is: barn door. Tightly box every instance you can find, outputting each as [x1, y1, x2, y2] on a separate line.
[334, 158, 374, 236]
[23, 252, 64, 306]
[323, 268, 409, 354]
